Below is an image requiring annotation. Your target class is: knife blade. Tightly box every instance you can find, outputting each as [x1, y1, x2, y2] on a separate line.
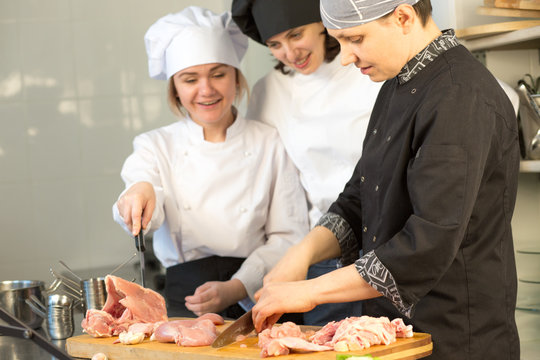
[211, 309, 255, 348]
[134, 229, 146, 288]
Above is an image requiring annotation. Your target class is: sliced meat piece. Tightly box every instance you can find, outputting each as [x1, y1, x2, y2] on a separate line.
[174, 319, 217, 346]
[81, 310, 115, 337]
[81, 275, 168, 337]
[128, 322, 156, 336]
[391, 318, 413, 338]
[153, 317, 220, 346]
[262, 337, 333, 357]
[310, 320, 339, 345]
[103, 275, 167, 323]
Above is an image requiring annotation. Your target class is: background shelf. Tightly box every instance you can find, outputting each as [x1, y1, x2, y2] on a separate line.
[520, 160, 540, 172]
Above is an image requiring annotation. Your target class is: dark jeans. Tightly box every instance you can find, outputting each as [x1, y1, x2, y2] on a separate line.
[303, 258, 363, 326]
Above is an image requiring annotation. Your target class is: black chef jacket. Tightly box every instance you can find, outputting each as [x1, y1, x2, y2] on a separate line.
[321, 31, 520, 359]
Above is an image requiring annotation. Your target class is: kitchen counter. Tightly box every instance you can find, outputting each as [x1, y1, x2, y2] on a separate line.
[0, 260, 164, 360]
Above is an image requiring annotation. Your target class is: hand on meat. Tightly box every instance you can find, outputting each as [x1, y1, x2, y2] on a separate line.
[116, 181, 155, 236]
[253, 265, 382, 333]
[253, 280, 317, 332]
[185, 279, 247, 316]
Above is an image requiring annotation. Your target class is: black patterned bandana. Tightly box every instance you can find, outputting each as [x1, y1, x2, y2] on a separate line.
[397, 29, 459, 85]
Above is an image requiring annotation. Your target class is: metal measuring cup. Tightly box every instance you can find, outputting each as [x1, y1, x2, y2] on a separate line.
[80, 277, 107, 312]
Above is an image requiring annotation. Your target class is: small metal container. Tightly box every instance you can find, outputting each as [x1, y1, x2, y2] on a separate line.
[81, 277, 107, 311]
[0, 280, 45, 329]
[46, 294, 74, 340]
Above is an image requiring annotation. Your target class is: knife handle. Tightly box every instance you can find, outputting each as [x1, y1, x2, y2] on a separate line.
[135, 229, 146, 252]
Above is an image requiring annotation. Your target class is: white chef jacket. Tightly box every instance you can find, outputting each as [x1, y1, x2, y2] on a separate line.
[247, 57, 382, 227]
[112, 113, 309, 300]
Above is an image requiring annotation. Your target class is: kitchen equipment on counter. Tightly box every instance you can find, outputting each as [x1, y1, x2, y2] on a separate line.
[0, 280, 45, 329]
[81, 277, 106, 312]
[58, 261, 83, 282]
[0, 305, 73, 360]
[212, 309, 254, 348]
[45, 294, 76, 340]
[26, 294, 78, 340]
[135, 230, 146, 287]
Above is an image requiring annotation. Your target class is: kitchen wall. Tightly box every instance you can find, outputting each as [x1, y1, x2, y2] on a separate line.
[0, 0, 274, 281]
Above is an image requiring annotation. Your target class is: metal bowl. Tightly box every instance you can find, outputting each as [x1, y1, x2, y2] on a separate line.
[0, 280, 45, 329]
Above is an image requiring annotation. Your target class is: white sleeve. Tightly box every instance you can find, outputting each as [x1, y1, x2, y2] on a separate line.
[111, 133, 166, 236]
[231, 140, 309, 300]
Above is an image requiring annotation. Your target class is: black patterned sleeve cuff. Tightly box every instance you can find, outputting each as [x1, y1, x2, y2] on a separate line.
[355, 250, 414, 318]
[316, 212, 359, 266]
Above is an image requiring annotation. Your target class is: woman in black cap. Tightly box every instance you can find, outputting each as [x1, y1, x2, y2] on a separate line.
[232, 0, 381, 326]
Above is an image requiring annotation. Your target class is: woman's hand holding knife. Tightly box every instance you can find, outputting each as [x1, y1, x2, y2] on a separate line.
[117, 181, 156, 236]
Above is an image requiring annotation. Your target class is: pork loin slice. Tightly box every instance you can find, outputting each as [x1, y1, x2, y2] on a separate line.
[152, 314, 224, 345]
[102, 275, 167, 323]
[81, 275, 168, 337]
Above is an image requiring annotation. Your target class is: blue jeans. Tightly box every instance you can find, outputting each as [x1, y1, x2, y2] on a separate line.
[303, 258, 363, 326]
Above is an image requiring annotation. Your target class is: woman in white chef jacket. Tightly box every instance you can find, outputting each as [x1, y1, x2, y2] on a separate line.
[231, 0, 382, 325]
[112, 6, 308, 319]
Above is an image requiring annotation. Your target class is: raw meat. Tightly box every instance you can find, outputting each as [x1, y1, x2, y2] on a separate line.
[262, 337, 333, 357]
[174, 319, 217, 346]
[81, 275, 167, 337]
[118, 331, 145, 345]
[152, 314, 224, 346]
[258, 316, 413, 357]
[311, 316, 413, 352]
[81, 310, 116, 337]
[259, 322, 330, 357]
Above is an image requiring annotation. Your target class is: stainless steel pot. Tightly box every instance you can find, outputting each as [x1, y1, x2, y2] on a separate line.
[0, 280, 45, 329]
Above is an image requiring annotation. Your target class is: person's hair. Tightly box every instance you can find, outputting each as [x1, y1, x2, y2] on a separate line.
[379, 0, 432, 27]
[274, 28, 340, 75]
[413, 0, 432, 26]
[166, 67, 249, 118]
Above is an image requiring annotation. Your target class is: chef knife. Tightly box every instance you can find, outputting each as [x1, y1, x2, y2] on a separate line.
[211, 309, 255, 348]
[134, 229, 146, 288]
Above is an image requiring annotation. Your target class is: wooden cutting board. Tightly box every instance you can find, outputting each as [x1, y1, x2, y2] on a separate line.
[66, 322, 432, 360]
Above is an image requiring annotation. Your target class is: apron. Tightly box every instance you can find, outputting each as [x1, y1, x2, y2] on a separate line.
[165, 255, 246, 319]
[165, 255, 304, 323]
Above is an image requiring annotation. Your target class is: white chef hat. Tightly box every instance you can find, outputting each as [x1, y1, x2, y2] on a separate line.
[144, 6, 248, 80]
[320, 0, 420, 29]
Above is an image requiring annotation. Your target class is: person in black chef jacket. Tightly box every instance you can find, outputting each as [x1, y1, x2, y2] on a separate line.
[251, 1, 520, 359]
[231, 0, 382, 326]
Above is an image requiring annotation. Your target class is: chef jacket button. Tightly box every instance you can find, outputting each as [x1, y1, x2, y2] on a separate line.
[375, 185, 379, 191]
[363, 226, 367, 232]
[240, 207, 247, 213]
[183, 205, 191, 210]
[373, 128, 378, 135]
[184, 151, 188, 156]
[411, 88, 417, 94]
[372, 236, 377, 243]
[361, 176, 365, 182]
[386, 135, 392, 142]
[244, 151, 252, 157]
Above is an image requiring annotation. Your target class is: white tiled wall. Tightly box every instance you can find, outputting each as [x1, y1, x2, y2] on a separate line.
[0, 0, 274, 282]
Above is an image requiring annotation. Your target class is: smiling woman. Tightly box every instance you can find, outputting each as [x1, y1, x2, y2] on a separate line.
[168, 63, 246, 142]
[111, 6, 309, 320]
